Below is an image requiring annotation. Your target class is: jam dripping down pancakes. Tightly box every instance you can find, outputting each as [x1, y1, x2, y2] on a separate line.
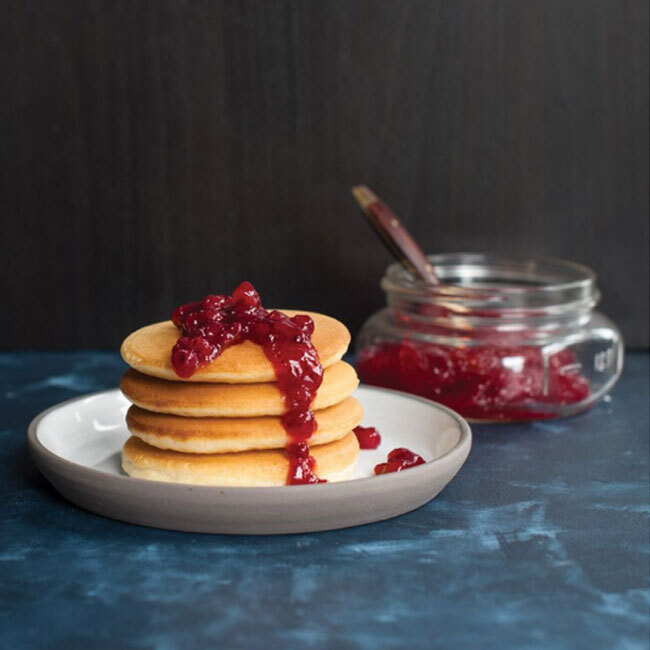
[169, 282, 326, 484]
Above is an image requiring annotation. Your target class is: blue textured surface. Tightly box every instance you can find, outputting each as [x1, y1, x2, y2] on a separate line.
[1, 352, 648, 650]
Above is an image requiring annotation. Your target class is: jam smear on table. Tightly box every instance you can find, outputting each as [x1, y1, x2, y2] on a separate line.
[171, 281, 324, 484]
[375, 448, 425, 475]
[357, 341, 590, 421]
[353, 425, 382, 450]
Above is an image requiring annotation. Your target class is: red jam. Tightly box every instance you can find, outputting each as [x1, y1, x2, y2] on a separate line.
[171, 282, 324, 484]
[353, 425, 382, 450]
[375, 448, 425, 475]
[357, 340, 590, 421]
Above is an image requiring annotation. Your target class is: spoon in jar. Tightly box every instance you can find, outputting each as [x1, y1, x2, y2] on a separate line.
[350, 185, 502, 302]
[351, 185, 441, 286]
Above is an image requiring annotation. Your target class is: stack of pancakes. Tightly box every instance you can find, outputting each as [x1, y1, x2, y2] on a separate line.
[119, 311, 362, 486]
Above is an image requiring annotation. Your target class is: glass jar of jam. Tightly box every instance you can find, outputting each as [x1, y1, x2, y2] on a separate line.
[356, 253, 623, 422]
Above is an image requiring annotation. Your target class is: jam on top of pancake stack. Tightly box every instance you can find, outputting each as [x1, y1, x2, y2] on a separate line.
[120, 282, 361, 487]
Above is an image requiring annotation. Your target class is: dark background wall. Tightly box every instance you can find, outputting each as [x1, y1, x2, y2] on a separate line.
[2, 0, 648, 348]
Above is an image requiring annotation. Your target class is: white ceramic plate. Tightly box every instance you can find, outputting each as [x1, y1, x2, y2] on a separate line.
[28, 386, 472, 534]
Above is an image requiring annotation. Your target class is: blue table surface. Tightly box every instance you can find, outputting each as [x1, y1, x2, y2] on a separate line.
[1, 351, 648, 650]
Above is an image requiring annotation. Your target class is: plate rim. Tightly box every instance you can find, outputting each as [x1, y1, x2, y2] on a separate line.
[27, 384, 472, 495]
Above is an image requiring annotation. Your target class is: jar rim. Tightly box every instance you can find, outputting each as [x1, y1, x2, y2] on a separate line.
[382, 252, 599, 314]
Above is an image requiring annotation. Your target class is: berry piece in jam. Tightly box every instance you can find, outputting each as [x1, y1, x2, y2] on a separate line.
[374, 448, 425, 475]
[170, 282, 324, 485]
[353, 425, 381, 450]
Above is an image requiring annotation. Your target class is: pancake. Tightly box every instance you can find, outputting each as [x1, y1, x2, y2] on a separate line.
[120, 361, 359, 417]
[126, 397, 363, 453]
[120, 311, 350, 383]
[122, 431, 360, 487]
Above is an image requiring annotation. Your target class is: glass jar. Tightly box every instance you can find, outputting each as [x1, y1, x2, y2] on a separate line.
[356, 253, 623, 422]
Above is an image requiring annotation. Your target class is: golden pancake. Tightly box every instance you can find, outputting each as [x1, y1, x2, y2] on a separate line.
[122, 432, 359, 487]
[126, 397, 363, 453]
[120, 361, 358, 417]
[120, 311, 350, 383]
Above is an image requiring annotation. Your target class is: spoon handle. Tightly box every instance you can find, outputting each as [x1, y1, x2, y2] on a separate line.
[351, 185, 440, 285]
